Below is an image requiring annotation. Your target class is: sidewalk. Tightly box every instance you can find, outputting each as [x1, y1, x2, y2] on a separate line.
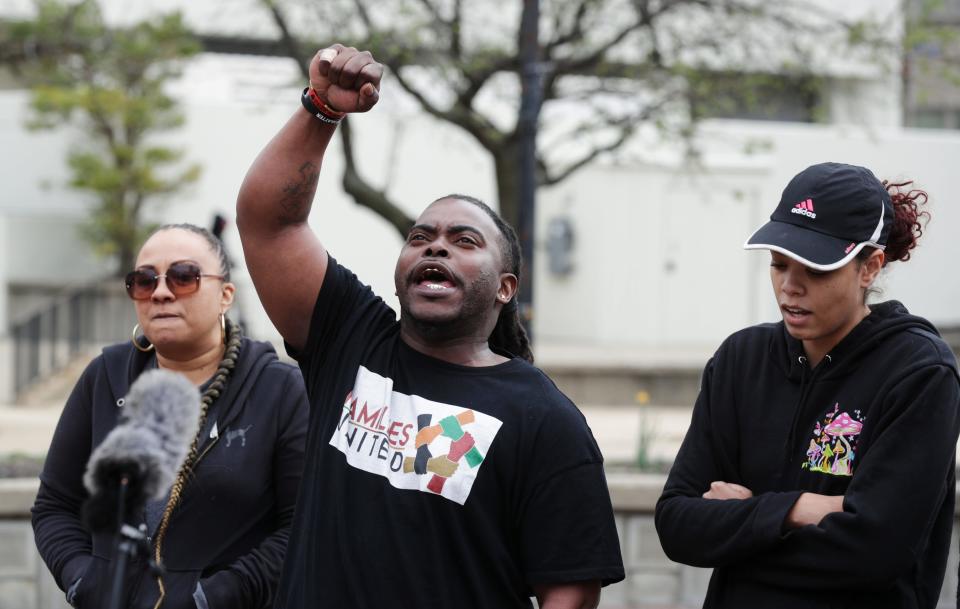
[581, 405, 692, 465]
[0, 404, 61, 456]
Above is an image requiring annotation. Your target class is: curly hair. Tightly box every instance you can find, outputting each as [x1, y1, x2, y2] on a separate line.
[881, 180, 930, 263]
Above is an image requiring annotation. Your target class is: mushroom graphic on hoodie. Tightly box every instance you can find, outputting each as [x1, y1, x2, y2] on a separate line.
[803, 403, 864, 476]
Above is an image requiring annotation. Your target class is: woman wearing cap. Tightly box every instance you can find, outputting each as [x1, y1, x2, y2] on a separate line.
[655, 162, 960, 609]
[32, 224, 308, 609]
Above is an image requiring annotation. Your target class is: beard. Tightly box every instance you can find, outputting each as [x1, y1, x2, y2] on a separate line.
[399, 269, 498, 340]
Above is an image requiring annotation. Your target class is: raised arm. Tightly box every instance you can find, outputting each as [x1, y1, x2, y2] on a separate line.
[236, 45, 382, 350]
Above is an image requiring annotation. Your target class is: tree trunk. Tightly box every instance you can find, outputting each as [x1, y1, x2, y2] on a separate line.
[493, 141, 523, 231]
[493, 140, 536, 334]
[116, 242, 135, 278]
[116, 195, 137, 276]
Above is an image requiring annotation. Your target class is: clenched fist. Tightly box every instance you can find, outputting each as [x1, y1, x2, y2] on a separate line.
[309, 44, 383, 113]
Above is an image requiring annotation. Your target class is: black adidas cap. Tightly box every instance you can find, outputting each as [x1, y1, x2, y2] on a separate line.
[744, 162, 893, 271]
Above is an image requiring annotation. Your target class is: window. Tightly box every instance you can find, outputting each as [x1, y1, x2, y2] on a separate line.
[688, 71, 824, 123]
[908, 108, 960, 129]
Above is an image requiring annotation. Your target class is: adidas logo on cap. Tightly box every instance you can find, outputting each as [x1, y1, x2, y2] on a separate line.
[791, 198, 816, 219]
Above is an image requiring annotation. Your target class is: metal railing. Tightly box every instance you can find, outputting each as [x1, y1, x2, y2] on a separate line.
[11, 282, 136, 398]
[7, 283, 959, 401]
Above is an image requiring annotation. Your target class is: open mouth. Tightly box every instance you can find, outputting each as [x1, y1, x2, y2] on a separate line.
[411, 262, 458, 292]
[781, 304, 811, 320]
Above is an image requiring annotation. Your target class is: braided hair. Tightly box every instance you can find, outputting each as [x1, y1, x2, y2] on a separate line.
[150, 317, 242, 609]
[143, 222, 238, 608]
[153, 223, 231, 281]
[438, 194, 534, 363]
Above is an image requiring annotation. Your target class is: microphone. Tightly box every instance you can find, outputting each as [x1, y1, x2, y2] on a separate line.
[82, 369, 201, 533]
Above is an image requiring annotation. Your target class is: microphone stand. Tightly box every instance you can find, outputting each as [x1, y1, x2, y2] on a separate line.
[107, 477, 163, 609]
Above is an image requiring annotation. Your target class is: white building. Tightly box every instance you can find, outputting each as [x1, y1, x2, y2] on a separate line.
[1, 0, 959, 403]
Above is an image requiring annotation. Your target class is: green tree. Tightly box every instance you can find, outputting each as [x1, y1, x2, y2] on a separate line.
[2, 0, 201, 274]
[261, 0, 896, 234]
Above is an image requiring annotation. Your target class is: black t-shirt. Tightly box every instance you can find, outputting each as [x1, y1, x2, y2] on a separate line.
[276, 257, 624, 609]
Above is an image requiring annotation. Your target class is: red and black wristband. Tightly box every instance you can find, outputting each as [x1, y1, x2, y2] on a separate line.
[301, 87, 346, 124]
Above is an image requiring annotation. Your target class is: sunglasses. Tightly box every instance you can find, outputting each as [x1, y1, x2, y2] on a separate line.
[125, 262, 224, 300]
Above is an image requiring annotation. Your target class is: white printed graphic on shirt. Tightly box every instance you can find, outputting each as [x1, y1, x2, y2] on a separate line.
[330, 365, 503, 505]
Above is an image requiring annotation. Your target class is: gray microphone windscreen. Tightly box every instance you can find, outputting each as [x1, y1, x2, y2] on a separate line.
[83, 369, 201, 502]
[116, 368, 202, 488]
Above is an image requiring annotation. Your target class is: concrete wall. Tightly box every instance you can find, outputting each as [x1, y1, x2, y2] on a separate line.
[1, 475, 957, 609]
[0, 480, 69, 609]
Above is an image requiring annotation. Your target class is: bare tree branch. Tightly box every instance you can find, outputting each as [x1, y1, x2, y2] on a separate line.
[451, 0, 463, 59]
[541, 123, 636, 186]
[263, 0, 309, 71]
[539, 93, 676, 186]
[339, 117, 413, 236]
[262, 0, 414, 236]
[456, 51, 517, 105]
[543, 0, 592, 53]
[389, 66, 504, 152]
[412, 0, 446, 28]
[548, 17, 645, 77]
[349, 0, 376, 30]
[258, 0, 894, 239]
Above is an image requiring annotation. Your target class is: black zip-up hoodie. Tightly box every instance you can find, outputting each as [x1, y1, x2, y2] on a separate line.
[32, 337, 308, 609]
[655, 301, 960, 609]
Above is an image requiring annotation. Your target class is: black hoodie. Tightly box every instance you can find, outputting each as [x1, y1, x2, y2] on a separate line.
[32, 337, 308, 609]
[655, 301, 960, 609]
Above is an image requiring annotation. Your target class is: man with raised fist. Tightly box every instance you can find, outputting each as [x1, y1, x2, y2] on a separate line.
[237, 45, 624, 608]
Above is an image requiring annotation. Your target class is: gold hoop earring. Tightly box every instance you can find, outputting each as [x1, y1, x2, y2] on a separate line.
[131, 324, 155, 353]
[219, 313, 227, 345]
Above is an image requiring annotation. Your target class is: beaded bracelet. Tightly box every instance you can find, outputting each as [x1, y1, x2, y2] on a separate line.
[301, 87, 346, 124]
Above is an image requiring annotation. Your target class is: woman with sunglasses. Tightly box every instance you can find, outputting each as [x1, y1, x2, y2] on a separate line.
[32, 224, 309, 609]
[655, 163, 960, 609]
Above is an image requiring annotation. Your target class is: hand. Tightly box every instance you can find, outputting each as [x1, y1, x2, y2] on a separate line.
[309, 44, 383, 113]
[784, 492, 844, 529]
[703, 481, 753, 500]
[533, 581, 600, 609]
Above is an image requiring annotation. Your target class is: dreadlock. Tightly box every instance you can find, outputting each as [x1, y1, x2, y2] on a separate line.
[153, 223, 231, 281]
[438, 194, 533, 363]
